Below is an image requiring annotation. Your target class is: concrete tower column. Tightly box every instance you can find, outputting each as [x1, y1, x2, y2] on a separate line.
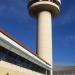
[37, 11, 52, 65]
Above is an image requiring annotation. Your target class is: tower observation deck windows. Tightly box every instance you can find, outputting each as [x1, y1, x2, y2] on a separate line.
[28, 0, 60, 7]
[52, 0, 61, 5]
[28, 0, 38, 7]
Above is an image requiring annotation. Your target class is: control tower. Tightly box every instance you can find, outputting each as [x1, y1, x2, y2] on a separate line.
[28, 0, 61, 75]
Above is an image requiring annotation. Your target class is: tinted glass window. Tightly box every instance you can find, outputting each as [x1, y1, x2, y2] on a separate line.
[0, 46, 48, 74]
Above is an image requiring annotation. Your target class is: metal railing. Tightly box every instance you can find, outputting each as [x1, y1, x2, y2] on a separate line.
[28, 0, 61, 8]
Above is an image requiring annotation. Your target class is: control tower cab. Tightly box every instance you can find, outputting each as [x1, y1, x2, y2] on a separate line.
[28, 0, 61, 18]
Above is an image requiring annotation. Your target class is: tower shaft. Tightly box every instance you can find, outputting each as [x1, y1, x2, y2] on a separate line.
[28, 1, 61, 75]
[37, 11, 52, 65]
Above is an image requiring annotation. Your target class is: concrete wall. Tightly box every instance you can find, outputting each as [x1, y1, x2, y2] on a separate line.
[0, 60, 45, 75]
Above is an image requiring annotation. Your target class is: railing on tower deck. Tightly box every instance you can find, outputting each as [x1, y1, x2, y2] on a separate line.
[0, 46, 46, 74]
[28, 0, 61, 8]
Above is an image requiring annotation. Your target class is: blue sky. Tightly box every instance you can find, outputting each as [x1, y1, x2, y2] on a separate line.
[0, 0, 75, 66]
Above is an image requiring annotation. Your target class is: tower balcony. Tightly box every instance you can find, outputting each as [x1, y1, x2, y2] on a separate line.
[28, 0, 61, 18]
[28, 0, 61, 8]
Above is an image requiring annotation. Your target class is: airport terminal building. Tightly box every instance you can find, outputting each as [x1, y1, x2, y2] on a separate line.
[0, 30, 51, 75]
